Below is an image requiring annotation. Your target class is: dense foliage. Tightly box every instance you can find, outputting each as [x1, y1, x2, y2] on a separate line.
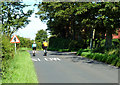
[1, 2, 33, 37]
[35, 2, 120, 67]
[1, 2, 33, 82]
[2, 35, 15, 79]
[35, 29, 48, 43]
[77, 39, 120, 67]
[36, 2, 120, 49]
[17, 36, 33, 48]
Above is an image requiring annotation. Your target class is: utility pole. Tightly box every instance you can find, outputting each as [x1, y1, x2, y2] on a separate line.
[14, 37, 16, 53]
[90, 29, 95, 49]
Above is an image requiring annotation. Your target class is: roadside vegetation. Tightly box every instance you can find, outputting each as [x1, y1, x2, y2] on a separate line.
[47, 37, 120, 67]
[2, 35, 38, 83]
[17, 36, 42, 50]
[1, 2, 120, 84]
[35, 2, 120, 68]
[77, 39, 120, 67]
[2, 47, 38, 83]
[1, 2, 39, 83]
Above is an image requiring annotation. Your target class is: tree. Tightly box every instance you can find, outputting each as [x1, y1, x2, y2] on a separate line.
[35, 2, 79, 39]
[35, 2, 120, 49]
[1, 2, 33, 37]
[35, 29, 48, 43]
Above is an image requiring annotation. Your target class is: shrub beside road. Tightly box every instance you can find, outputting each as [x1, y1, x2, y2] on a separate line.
[2, 47, 38, 83]
[48, 37, 120, 68]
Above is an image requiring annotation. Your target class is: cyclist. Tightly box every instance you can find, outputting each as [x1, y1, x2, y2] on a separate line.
[42, 41, 48, 56]
[32, 41, 37, 56]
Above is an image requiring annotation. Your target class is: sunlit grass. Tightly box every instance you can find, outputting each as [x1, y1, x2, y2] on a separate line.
[18, 47, 32, 51]
[2, 48, 38, 83]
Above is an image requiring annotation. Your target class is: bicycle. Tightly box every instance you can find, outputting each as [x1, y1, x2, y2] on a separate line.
[33, 49, 36, 56]
[44, 48, 47, 56]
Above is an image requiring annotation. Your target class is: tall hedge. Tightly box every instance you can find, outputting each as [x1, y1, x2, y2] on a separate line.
[2, 35, 15, 78]
[17, 36, 33, 48]
[48, 37, 84, 51]
[2, 35, 15, 59]
[16, 36, 42, 50]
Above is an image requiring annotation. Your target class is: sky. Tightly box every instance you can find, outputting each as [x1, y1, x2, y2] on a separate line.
[14, 0, 48, 40]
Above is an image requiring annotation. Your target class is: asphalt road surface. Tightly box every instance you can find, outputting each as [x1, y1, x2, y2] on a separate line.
[28, 51, 118, 83]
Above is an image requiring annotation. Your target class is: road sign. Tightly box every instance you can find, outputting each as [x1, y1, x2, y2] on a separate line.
[10, 35, 20, 43]
[10, 35, 20, 53]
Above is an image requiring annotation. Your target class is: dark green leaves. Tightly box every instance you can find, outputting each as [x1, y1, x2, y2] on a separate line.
[2, 2, 33, 37]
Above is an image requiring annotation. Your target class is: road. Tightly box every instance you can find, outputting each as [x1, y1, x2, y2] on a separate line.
[28, 51, 118, 83]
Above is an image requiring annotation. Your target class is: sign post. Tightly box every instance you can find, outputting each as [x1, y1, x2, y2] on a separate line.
[10, 35, 20, 53]
[15, 43, 16, 53]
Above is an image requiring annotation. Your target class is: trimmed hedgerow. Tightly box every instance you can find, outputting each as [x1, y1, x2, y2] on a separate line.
[48, 36, 84, 51]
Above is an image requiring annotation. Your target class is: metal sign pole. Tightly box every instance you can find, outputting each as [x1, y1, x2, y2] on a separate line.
[14, 37, 16, 53]
[15, 43, 16, 53]
[10, 35, 20, 53]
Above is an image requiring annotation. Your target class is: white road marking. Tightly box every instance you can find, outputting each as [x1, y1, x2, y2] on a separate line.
[38, 58, 41, 61]
[44, 58, 61, 61]
[56, 58, 61, 61]
[44, 58, 49, 61]
[32, 58, 61, 62]
[49, 58, 61, 61]
[32, 58, 37, 61]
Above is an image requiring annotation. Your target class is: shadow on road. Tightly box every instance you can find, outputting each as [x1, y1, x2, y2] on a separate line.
[50, 51, 106, 65]
[68, 56, 105, 64]
[50, 51, 76, 56]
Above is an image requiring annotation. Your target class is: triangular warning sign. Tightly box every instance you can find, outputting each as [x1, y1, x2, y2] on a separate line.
[10, 35, 20, 43]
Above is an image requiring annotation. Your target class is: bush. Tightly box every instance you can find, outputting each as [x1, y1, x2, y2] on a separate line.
[81, 52, 91, 57]
[47, 48, 59, 51]
[106, 54, 117, 64]
[83, 49, 91, 52]
[17, 36, 33, 48]
[49, 37, 70, 49]
[58, 49, 70, 52]
[36, 42, 42, 50]
[76, 39, 120, 67]
[68, 40, 84, 51]
[2, 35, 15, 79]
[77, 49, 91, 56]
[101, 54, 108, 62]
[92, 46, 106, 53]
[112, 39, 120, 46]
[116, 58, 120, 67]
[92, 53, 105, 61]
[111, 57, 119, 66]
[2, 35, 15, 59]
[77, 49, 83, 55]
[49, 37, 84, 51]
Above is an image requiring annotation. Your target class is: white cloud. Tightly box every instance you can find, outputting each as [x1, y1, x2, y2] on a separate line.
[15, 13, 47, 40]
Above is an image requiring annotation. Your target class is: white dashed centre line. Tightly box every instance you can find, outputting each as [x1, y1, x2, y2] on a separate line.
[38, 58, 41, 61]
[44, 58, 61, 61]
[32, 58, 37, 61]
[32, 57, 61, 62]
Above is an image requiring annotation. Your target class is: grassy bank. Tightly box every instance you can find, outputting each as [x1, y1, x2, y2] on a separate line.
[77, 48, 120, 68]
[2, 48, 38, 83]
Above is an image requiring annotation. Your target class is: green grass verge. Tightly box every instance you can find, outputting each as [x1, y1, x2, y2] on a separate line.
[19, 47, 42, 51]
[77, 49, 120, 67]
[19, 47, 32, 51]
[2, 48, 38, 83]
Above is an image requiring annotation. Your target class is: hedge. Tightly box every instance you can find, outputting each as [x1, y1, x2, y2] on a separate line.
[48, 36, 84, 51]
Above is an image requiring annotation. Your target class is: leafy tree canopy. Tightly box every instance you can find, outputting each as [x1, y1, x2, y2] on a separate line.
[1, 2, 33, 37]
[35, 29, 48, 43]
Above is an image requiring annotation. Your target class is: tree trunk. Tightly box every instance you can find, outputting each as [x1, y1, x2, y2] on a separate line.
[95, 39, 97, 48]
[105, 30, 112, 49]
[98, 39, 101, 47]
[90, 38, 93, 49]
